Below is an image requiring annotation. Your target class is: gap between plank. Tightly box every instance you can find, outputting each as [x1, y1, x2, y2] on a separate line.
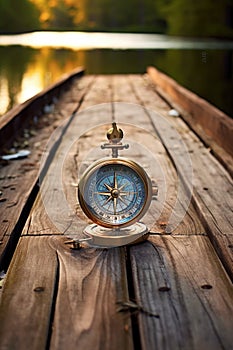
[45, 251, 60, 350]
[0, 181, 40, 272]
[0, 77, 95, 273]
[125, 246, 142, 350]
[129, 75, 233, 282]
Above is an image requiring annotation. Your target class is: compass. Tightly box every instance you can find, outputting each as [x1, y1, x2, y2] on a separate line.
[77, 123, 155, 247]
[78, 158, 151, 228]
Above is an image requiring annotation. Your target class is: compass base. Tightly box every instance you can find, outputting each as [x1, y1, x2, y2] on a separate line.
[83, 223, 148, 247]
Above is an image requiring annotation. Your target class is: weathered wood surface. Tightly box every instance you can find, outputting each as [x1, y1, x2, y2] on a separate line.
[0, 236, 133, 350]
[0, 72, 232, 350]
[129, 74, 233, 279]
[147, 66, 233, 157]
[0, 72, 93, 270]
[147, 66, 233, 176]
[131, 236, 233, 350]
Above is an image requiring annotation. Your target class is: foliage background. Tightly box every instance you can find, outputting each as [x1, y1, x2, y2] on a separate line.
[0, 0, 232, 38]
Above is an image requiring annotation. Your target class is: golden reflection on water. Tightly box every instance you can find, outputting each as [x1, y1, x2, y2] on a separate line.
[0, 47, 86, 115]
[17, 65, 44, 103]
[17, 48, 86, 104]
[0, 77, 10, 115]
[0, 41, 232, 117]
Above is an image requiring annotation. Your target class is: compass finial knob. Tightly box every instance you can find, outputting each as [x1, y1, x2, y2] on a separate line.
[107, 122, 123, 143]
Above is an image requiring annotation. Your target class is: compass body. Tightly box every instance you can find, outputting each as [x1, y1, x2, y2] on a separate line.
[78, 158, 152, 229]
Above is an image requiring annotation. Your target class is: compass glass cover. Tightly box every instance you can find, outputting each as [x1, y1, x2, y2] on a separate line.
[78, 160, 151, 228]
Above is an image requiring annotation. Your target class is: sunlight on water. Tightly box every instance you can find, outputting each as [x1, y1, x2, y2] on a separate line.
[0, 77, 10, 115]
[0, 32, 232, 117]
[1, 31, 233, 50]
[17, 66, 44, 103]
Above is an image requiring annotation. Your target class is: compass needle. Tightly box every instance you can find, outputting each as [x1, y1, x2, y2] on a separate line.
[118, 195, 128, 206]
[113, 197, 117, 215]
[103, 196, 112, 205]
[104, 183, 112, 191]
[114, 171, 118, 189]
[120, 191, 137, 196]
[96, 191, 111, 196]
[118, 182, 128, 191]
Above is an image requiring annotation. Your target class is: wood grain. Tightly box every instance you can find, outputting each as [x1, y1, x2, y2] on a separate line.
[129, 74, 233, 279]
[5, 76, 135, 349]
[0, 74, 232, 350]
[49, 238, 133, 350]
[112, 75, 204, 235]
[0, 74, 94, 269]
[0, 236, 58, 350]
[147, 66, 233, 158]
[0, 236, 133, 350]
[130, 236, 233, 350]
[22, 76, 113, 238]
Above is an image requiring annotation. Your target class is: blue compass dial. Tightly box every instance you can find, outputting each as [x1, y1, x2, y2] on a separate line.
[78, 159, 152, 228]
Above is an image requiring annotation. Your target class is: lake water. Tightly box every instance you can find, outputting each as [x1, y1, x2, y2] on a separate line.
[0, 31, 232, 117]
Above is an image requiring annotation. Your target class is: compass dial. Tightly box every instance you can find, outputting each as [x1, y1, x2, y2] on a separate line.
[78, 158, 152, 228]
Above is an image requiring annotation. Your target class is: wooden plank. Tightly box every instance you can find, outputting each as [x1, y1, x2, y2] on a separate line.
[4, 76, 133, 348]
[153, 117, 233, 279]
[50, 240, 133, 350]
[129, 74, 233, 279]
[130, 236, 233, 350]
[34, 72, 204, 239]
[23, 76, 113, 238]
[0, 236, 58, 350]
[39, 74, 204, 238]
[112, 75, 204, 235]
[147, 66, 233, 158]
[0, 236, 133, 350]
[1, 74, 232, 350]
[0, 75, 94, 270]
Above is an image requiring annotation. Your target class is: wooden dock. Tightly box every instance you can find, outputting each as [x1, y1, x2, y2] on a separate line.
[0, 68, 232, 350]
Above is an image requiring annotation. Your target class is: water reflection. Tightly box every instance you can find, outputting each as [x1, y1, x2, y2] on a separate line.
[0, 36, 232, 117]
[0, 77, 10, 115]
[155, 49, 233, 118]
[0, 46, 37, 112]
[0, 46, 86, 114]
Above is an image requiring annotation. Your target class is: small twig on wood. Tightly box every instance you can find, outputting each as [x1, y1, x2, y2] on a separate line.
[116, 300, 159, 318]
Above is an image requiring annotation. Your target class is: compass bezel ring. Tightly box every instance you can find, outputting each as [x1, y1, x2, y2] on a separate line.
[78, 157, 152, 229]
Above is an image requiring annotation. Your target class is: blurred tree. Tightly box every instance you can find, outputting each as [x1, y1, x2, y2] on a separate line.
[1, 0, 232, 36]
[0, 0, 40, 33]
[47, 0, 75, 28]
[157, 0, 233, 38]
[32, 0, 83, 29]
[79, 0, 165, 32]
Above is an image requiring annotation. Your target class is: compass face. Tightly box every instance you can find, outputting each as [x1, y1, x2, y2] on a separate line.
[78, 158, 152, 228]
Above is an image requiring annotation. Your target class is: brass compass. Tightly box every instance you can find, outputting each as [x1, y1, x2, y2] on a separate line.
[77, 123, 155, 247]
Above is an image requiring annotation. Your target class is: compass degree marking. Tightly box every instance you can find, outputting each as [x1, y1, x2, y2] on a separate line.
[78, 158, 152, 228]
